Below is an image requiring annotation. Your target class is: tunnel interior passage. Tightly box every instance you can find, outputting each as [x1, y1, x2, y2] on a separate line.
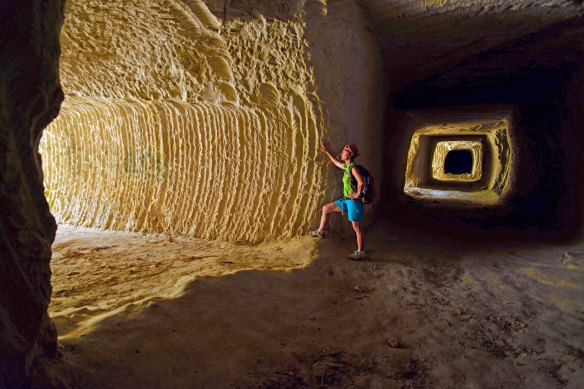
[387, 17, 584, 235]
[404, 120, 511, 205]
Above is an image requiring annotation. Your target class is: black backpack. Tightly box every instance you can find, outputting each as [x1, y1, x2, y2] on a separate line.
[349, 165, 376, 204]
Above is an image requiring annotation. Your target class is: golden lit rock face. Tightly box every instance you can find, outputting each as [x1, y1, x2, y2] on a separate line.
[58, 0, 224, 101]
[41, 0, 322, 242]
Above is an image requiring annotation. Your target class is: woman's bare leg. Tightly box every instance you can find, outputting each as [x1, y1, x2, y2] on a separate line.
[319, 202, 342, 231]
[351, 221, 365, 251]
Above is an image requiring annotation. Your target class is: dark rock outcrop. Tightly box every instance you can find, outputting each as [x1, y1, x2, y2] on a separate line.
[0, 0, 65, 386]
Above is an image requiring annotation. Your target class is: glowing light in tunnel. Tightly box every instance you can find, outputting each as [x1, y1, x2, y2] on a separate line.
[432, 140, 482, 181]
[404, 119, 511, 205]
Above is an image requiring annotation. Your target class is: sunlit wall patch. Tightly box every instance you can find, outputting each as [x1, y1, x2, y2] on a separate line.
[404, 120, 511, 205]
[432, 140, 482, 182]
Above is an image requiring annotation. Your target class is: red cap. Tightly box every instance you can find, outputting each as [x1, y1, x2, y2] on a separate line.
[343, 144, 359, 158]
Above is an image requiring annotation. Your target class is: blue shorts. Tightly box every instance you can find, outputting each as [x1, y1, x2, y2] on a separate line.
[334, 198, 364, 222]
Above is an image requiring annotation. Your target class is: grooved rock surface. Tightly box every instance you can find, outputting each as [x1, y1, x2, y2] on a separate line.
[0, 0, 65, 386]
[41, 0, 327, 242]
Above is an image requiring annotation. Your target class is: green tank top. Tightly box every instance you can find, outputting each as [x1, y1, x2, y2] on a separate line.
[343, 163, 355, 197]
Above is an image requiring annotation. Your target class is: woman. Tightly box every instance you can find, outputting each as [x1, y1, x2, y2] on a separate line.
[312, 140, 367, 260]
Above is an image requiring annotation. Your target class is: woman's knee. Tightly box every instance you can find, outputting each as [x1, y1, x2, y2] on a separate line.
[323, 203, 339, 214]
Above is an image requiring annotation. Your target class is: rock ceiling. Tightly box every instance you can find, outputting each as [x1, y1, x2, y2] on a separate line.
[356, 0, 584, 88]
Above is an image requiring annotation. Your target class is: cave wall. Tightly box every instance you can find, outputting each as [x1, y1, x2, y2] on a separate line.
[303, 0, 385, 230]
[39, 0, 385, 241]
[0, 0, 65, 386]
[40, 0, 324, 242]
[557, 66, 584, 238]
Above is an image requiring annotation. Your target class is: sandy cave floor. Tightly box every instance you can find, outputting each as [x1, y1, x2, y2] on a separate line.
[44, 223, 584, 388]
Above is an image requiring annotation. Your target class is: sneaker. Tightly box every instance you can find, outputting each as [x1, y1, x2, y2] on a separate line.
[311, 229, 327, 238]
[348, 250, 367, 261]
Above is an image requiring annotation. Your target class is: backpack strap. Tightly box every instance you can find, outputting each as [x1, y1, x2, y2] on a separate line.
[344, 162, 356, 175]
[347, 164, 361, 199]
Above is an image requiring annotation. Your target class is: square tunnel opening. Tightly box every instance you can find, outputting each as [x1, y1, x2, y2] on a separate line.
[443, 149, 474, 175]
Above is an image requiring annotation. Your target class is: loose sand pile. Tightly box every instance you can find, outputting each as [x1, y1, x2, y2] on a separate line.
[42, 223, 583, 388]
